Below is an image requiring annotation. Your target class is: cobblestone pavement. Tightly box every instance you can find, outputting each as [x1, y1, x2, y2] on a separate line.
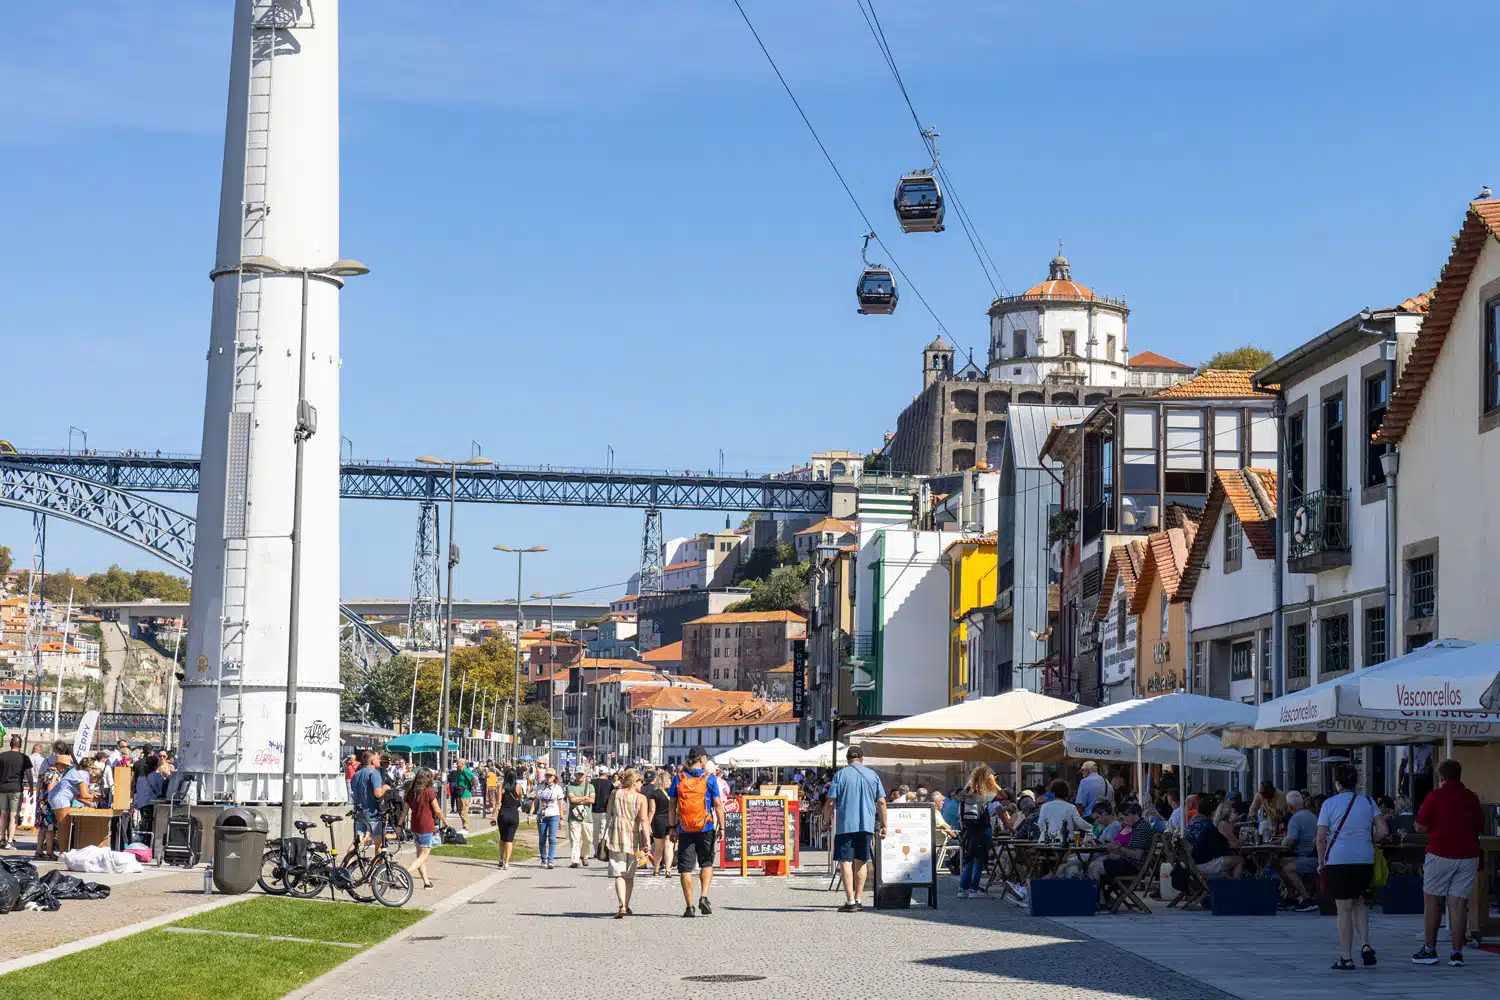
[295, 857, 1236, 1000]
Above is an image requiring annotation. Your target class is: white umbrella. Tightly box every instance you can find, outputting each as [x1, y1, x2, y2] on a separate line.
[1358, 638, 1500, 756]
[1023, 693, 1258, 832]
[713, 740, 765, 767]
[1063, 730, 1245, 771]
[795, 741, 848, 769]
[847, 690, 1081, 786]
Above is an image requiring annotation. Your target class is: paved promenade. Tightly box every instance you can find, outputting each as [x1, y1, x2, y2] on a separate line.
[288, 849, 1497, 1000]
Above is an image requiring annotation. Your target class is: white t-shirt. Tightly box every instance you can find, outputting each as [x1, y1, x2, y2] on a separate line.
[1037, 799, 1092, 841]
[1317, 792, 1378, 866]
[536, 783, 564, 819]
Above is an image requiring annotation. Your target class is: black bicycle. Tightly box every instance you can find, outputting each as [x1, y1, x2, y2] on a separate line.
[281, 812, 414, 907]
[258, 820, 334, 896]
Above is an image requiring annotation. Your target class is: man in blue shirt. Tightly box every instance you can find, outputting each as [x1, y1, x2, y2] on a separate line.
[349, 750, 387, 850]
[822, 747, 887, 912]
[668, 747, 724, 918]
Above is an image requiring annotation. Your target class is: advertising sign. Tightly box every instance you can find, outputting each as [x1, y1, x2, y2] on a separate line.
[791, 639, 807, 718]
[873, 802, 937, 908]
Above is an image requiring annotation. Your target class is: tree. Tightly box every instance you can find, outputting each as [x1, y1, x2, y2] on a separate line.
[518, 702, 561, 743]
[408, 637, 519, 733]
[1201, 345, 1275, 371]
[726, 561, 811, 613]
[735, 541, 797, 585]
[0, 545, 11, 581]
[341, 653, 421, 728]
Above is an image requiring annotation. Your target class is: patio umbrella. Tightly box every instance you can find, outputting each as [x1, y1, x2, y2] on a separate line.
[847, 690, 1081, 786]
[713, 740, 766, 767]
[384, 732, 459, 754]
[1022, 693, 1258, 832]
[796, 741, 848, 769]
[1358, 638, 1500, 757]
[1063, 730, 1246, 771]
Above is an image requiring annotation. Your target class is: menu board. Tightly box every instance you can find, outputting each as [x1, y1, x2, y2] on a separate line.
[720, 801, 743, 865]
[740, 795, 791, 873]
[874, 803, 937, 908]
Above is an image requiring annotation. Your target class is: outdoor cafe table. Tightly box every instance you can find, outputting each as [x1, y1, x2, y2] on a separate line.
[1021, 842, 1109, 879]
[1235, 842, 1290, 876]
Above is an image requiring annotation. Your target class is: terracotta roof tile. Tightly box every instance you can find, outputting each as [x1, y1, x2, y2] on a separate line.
[1377, 200, 1500, 444]
[664, 561, 701, 572]
[1022, 278, 1096, 301]
[1152, 369, 1275, 398]
[767, 660, 794, 674]
[640, 640, 683, 663]
[942, 532, 998, 554]
[1094, 539, 1146, 621]
[686, 610, 807, 625]
[631, 687, 753, 712]
[1127, 350, 1194, 370]
[1128, 527, 1192, 615]
[1394, 291, 1433, 314]
[666, 698, 799, 728]
[1177, 468, 1278, 602]
[795, 518, 856, 537]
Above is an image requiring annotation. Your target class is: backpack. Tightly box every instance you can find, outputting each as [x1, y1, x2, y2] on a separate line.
[676, 772, 711, 833]
[960, 794, 986, 825]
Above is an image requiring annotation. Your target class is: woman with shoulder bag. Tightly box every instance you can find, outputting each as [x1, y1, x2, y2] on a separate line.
[957, 765, 999, 899]
[1316, 763, 1388, 971]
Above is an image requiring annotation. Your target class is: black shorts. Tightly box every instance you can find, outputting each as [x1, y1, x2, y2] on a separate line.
[651, 820, 671, 841]
[498, 809, 520, 842]
[1324, 863, 1373, 900]
[676, 830, 717, 873]
[833, 831, 873, 863]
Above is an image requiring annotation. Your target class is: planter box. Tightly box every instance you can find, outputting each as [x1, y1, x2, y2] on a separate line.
[1028, 878, 1098, 917]
[1207, 877, 1279, 916]
[1380, 875, 1425, 915]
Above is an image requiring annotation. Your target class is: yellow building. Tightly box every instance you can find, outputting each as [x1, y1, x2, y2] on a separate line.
[942, 534, 998, 704]
[1130, 528, 1192, 695]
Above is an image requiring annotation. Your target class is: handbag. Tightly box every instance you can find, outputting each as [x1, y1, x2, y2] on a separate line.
[1318, 794, 1358, 894]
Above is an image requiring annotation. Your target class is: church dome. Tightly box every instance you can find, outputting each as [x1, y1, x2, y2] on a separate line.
[1021, 249, 1095, 301]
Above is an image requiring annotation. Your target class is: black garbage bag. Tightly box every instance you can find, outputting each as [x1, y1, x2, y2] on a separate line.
[19, 882, 60, 912]
[39, 870, 111, 901]
[0, 867, 20, 915]
[0, 857, 38, 893]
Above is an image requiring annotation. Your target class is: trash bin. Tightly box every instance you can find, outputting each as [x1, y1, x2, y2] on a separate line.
[212, 807, 269, 894]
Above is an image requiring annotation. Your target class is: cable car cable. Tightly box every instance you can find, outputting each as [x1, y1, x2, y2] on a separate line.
[730, 0, 950, 333]
[855, 0, 1011, 295]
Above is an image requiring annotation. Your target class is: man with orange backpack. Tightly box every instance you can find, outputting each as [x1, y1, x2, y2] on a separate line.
[668, 747, 724, 918]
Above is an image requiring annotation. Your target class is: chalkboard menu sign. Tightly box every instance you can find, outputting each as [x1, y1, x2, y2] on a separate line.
[740, 795, 791, 873]
[721, 805, 743, 865]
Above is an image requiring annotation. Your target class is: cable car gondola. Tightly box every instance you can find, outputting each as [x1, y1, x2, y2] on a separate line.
[893, 127, 944, 233]
[856, 232, 898, 315]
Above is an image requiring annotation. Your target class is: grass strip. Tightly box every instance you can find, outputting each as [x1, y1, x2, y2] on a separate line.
[0, 896, 430, 1000]
[429, 826, 537, 861]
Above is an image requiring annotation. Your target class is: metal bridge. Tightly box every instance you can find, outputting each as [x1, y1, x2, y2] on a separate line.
[1, 450, 834, 513]
[0, 709, 178, 736]
[0, 463, 396, 654]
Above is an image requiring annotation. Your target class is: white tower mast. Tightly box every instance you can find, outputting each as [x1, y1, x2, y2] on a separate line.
[181, 0, 345, 805]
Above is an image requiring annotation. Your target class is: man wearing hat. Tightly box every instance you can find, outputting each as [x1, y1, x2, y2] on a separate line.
[822, 747, 887, 912]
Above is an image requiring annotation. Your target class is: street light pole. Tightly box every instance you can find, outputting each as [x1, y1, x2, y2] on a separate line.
[532, 589, 574, 765]
[496, 545, 547, 764]
[417, 452, 494, 781]
[247, 255, 368, 843]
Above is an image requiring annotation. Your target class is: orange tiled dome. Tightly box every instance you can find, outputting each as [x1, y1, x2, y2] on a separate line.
[1021, 251, 1095, 300]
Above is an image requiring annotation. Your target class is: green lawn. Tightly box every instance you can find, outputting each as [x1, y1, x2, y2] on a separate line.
[0, 897, 429, 1000]
[428, 826, 537, 861]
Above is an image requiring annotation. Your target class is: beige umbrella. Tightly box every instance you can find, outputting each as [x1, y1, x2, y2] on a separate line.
[846, 690, 1081, 786]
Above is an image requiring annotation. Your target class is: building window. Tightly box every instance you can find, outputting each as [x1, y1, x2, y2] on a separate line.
[1286, 411, 1306, 502]
[1260, 627, 1271, 686]
[1287, 623, 1309, 679]
[1223, 513, 1242, 566]
[1122, 409, 1157, 493]
[1129, 372, 1142, 386]
[1365, 606, 1387, 666]
[713, 647, 719, 658]
[1062, 330, 1077, 356]
[1408, 555, 1436, 618]
[1193, 640, 1206, 692]
[1014, 330, 1028, 357]
[1116, 597, 1127, 646]
[1146, 373, 1158, 386]
[1106, 335, 1117, 362]
[1486, 298, 1500, 412]
[1323, 394, 1345, 491]
[1364, 373, 1388, 488]
[1321, 614, 1350, 675]
[1159, 589, 1169, 637]
[1230, 641, 1252, 681]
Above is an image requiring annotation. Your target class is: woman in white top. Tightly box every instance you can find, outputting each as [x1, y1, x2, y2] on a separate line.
[534, 771, 566, 869]
[1317, 763, 1388, 971]
[1036, 779, 1092, 842]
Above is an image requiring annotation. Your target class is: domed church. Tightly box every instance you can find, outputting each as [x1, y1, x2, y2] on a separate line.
[884, 250, 1192, 476]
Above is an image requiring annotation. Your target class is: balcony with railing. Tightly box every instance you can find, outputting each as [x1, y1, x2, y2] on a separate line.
[1286, 488, 1351, 572]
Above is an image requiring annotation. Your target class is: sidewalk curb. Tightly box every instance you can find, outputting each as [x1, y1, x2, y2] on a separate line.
[0, 890, 244, 978]
[281, 864, 514, 1000]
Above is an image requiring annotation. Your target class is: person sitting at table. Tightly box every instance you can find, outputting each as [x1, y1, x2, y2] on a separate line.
[1277, 790, 1320, 911]
[929, 791, 957, 838]
[1089, 802, 1158, 882]
[1249, 780, 1289, 840]
[995, 800, 1020, 834]
[1091, 801, 1121, 844]
[1160, 790, 1180, 826]
[1037, 779, 1092, 842]
[1186, 794, 1243, 877]
[1013, 792, 1040, 841]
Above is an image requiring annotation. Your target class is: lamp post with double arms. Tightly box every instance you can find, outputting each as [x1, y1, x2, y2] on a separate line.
[532, 590, 573, 761]
[238, 255, 369, 843]
[496, 545, 546, 763]
[417, 453, 494, 784]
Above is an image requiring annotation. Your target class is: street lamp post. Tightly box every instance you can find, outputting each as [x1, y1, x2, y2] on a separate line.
[532, 590, 573, 764]
[417, 453, 494, 782]
[495, 545, 546, 763]
[239, 255, 369, 843]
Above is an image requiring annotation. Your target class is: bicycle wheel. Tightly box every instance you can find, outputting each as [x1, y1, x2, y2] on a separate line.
[339, 848, 376, 903]
[257, 849, 290, 895]
[283, 864, 330, 899]
[369, 858, 414, 908]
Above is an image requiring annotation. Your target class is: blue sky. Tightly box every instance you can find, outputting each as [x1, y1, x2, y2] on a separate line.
[2, 1, 1495, 602]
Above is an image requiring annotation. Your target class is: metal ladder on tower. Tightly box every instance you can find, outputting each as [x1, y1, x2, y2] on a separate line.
[213, 0, 279, 804]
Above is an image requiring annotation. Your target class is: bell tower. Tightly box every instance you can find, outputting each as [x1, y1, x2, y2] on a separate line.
[923, 335, 954, 389]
